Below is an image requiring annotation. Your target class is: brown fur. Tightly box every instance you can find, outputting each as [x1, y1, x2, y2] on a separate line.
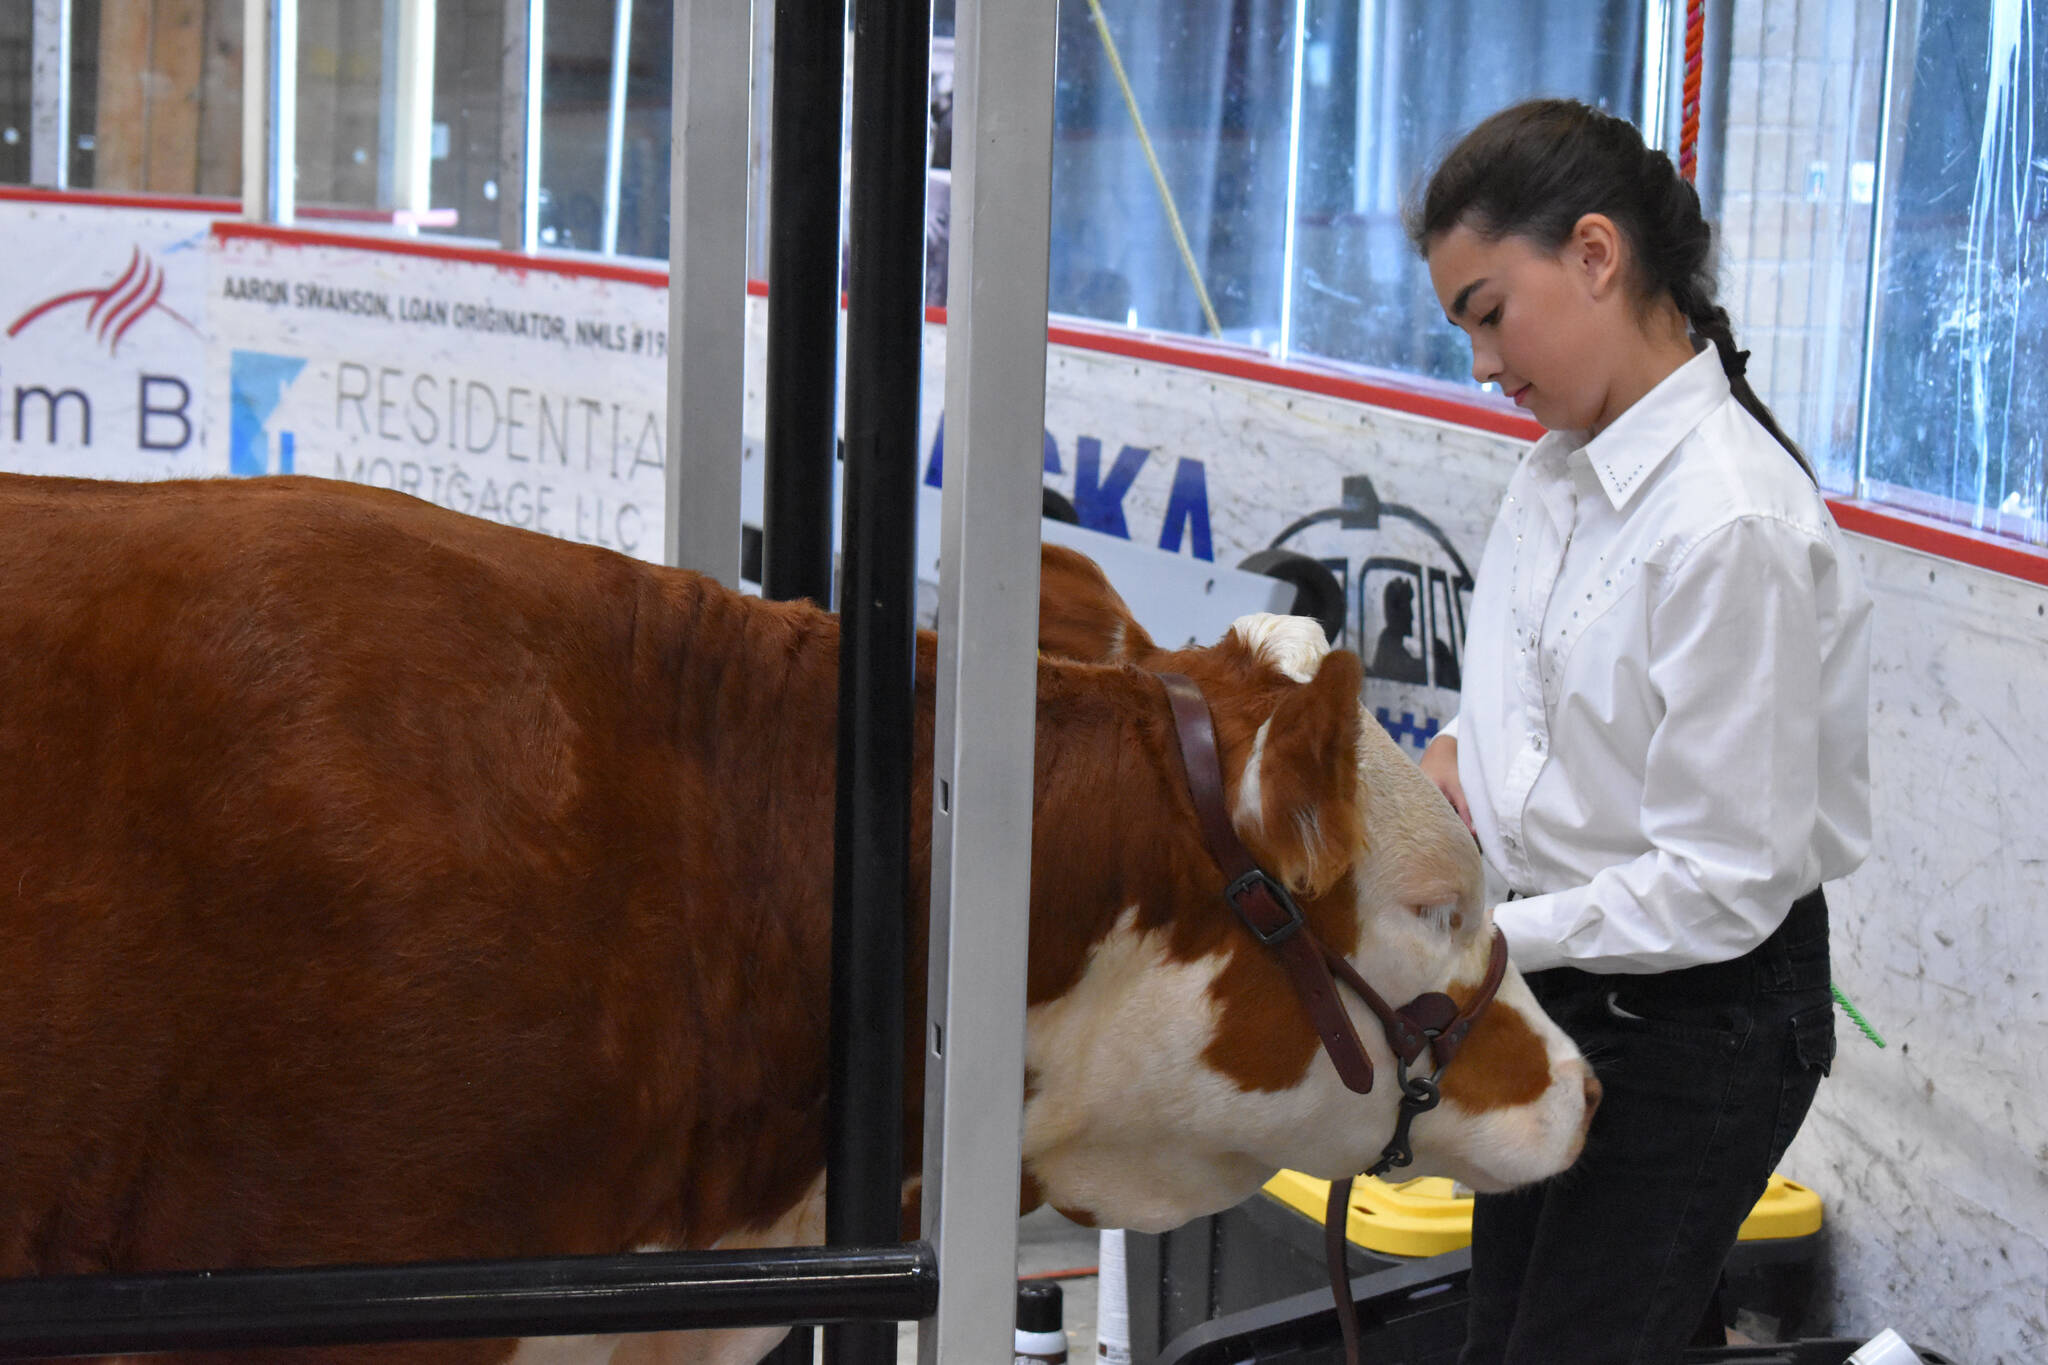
[0, 475, 1554, 1364]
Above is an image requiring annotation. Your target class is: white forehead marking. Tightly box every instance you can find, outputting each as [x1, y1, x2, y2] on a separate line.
[1229, 613, 1330, 683]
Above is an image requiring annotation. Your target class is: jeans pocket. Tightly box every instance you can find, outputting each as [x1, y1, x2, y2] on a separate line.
[1602, 987, 1750, 1055]
[1766, 1001, 1837, 1169]
[1789, 999, 1838, 1076]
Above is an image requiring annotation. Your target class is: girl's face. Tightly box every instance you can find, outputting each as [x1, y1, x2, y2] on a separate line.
[1425, 217, 1624, 434]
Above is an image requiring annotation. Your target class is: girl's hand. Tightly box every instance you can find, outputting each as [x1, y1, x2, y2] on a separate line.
[1420, 734, 1475, 836]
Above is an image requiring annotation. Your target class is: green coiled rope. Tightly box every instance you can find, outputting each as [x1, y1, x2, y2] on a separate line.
[1831, 982, 1886, 1048]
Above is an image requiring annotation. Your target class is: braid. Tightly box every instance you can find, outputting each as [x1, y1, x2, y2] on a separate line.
[1412, 99, 1817, 483]
[1664, 244, 1817, 482]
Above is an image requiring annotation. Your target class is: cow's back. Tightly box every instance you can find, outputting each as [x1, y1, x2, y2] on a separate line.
[0, 475, 845, 1282]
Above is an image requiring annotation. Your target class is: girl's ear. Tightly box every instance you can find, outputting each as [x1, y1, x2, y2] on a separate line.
[1570, 213, 1627, 298]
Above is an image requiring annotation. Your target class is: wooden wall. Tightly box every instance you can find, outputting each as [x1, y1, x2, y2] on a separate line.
[92, 0, 242, 196]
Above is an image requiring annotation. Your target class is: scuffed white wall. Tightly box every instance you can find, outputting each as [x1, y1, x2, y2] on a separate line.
[1782, 544, 2048, 1363]
[1328, 409, 2048, 1362]
[1040, 328, 2048, 1353]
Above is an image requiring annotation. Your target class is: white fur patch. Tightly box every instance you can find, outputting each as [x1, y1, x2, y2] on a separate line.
[1228, 613, 1330, 683]
[504, 1178, 833, 1365]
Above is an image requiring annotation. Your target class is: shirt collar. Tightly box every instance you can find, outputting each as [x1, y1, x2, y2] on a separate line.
[1579, 347, 1731, 510]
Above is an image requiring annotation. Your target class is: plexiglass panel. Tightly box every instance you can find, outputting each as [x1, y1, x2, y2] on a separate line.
[0, 7, 28, 185]
[1864, 0, 2045, 540]
[1716, 0, 1887, 493]
[297, 0, 389, 210]
[1047, 0, 1644, 374]
[61, 0, 245, 197]
[537, 0, 671, 257]
[1288, 0, 1647, 379]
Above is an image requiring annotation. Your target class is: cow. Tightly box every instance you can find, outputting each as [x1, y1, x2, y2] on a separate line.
[0, 473, 1595, 1364]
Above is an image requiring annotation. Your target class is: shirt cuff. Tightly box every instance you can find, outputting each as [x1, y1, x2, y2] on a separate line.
[1493, 897, 1568, 975]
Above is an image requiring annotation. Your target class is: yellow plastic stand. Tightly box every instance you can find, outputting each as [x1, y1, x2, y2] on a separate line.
[1261, 1170, 1823, 1259]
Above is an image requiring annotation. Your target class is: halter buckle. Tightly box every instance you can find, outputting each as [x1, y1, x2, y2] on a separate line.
[1224, 868, 1306, 946]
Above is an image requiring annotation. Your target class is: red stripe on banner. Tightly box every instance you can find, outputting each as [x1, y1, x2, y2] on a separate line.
[0, 187, 463, 228]
[1041, 320, 1547, 441]
[210, 221, 673, 289]
[0, 186, 234, 214]
[1826, 499, 2048, 587]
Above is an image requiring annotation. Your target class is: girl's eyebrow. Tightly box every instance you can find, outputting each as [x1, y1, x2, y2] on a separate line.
[1449, 279, 1488, 318]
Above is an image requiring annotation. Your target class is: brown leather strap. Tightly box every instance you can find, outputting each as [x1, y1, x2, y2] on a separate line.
[1325, 926, 1507, 1075]
[1326, 1177, 1362, 1365]
[1158, 672, 1378, 1095]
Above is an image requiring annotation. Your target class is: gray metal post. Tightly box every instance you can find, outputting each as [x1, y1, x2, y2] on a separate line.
[243, 0, 298, 223]
[499, 0, 544, 251]
[29, 0, 70, 189]
[663, 0, 751, 582]
[600, 0, 634, 255]
[916, 0, 1058, 1358]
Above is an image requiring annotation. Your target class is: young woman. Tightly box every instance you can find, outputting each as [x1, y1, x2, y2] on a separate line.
[1407, 99, 1872, 1362]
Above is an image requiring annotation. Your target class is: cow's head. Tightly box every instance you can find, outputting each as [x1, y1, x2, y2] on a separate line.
[1019, 546, 1596, 1232]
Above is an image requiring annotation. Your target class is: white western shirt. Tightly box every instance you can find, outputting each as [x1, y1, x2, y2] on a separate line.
[1450, 348, 1872, 975]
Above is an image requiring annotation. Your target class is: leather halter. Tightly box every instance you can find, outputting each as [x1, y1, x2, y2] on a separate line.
[1157, 670, 1511, 1365]
[1156, 671, 1508, 1108]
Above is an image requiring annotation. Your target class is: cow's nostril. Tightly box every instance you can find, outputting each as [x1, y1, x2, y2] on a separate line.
[1581, 1071, 1603, 1117]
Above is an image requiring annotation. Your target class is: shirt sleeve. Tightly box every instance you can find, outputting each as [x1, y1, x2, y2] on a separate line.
[1496, 515, 1827, 974]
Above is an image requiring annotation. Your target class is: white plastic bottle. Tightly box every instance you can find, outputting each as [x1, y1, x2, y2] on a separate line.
[1095, 1229, 1131, 1365]
[1015, 1279, 1067, 1364]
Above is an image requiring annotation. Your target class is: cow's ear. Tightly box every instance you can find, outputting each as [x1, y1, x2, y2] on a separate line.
[1038, 543, 1158, 664]
[1240, 648, 1366, 898]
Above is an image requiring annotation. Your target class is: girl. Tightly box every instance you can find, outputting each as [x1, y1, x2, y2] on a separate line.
[1407, 99, 1871, 1362]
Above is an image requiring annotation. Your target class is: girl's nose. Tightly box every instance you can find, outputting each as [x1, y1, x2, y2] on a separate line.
[1469, 346, 1500, 385]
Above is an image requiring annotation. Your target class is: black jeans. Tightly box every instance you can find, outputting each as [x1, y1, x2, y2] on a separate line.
[1460, 889, 1837, 1365]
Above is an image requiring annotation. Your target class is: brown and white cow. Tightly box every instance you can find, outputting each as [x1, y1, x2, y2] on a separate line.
[0, 474, 1593, 1364]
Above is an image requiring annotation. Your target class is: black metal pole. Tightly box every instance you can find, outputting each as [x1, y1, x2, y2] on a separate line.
[763, 0, 847, 608]
[0, 1245, 938, 1360]
[827, 0, 929, 1358]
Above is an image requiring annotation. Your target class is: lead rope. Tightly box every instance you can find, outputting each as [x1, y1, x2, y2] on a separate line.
[1327, 1178, 1362, 1365]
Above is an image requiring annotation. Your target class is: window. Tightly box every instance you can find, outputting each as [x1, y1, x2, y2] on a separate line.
[296, 0, 387, 211]
[536, 0, 672, 257]
[1861, 0, 2044, 541]
[1045, 0, 1647, 375]
[0, 7, 28, 185]
[58, 0, 245, 197]
[1713, 0, 1889, 495]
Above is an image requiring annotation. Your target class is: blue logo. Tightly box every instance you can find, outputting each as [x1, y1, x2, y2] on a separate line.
[229, 350, 308, 476]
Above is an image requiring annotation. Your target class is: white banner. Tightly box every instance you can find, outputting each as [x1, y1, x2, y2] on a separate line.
[208, 232, 673, 561]
[0, 199, 214, 480]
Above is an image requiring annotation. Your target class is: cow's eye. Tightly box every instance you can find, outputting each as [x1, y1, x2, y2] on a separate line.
[1412, 900, 1462, 932]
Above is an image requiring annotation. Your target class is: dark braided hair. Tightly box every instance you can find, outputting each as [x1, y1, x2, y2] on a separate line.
[1406, 99, 1813, 481]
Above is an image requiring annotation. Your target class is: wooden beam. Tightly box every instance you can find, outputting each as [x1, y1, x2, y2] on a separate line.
[95, 0, 153, 189]
[196, 0, 245, 196]
[145, 0, 206, 193]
